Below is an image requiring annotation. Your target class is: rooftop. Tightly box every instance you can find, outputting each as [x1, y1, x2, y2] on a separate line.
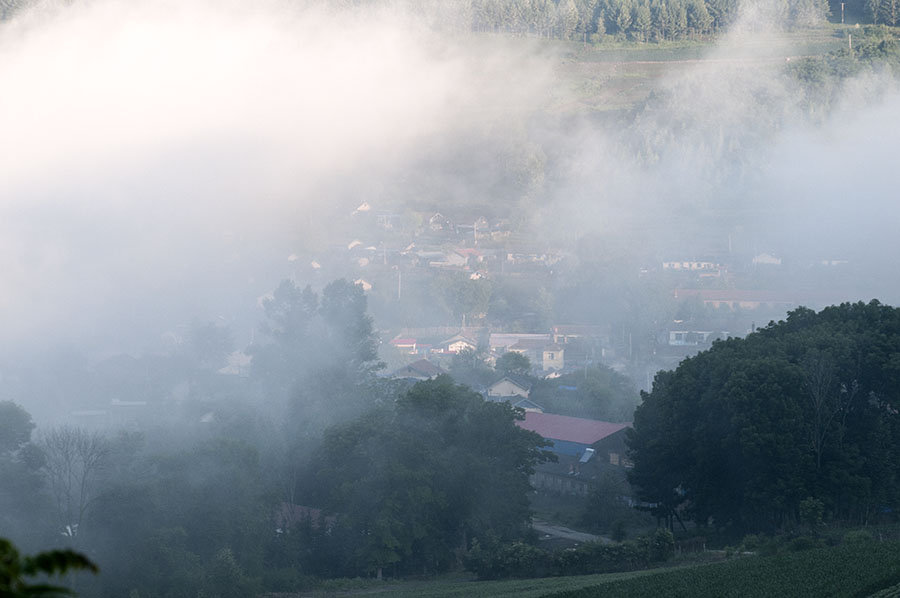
[517, 412, 630, 445]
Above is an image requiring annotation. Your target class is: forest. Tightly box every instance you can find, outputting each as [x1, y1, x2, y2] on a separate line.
[628, 301, 900, 534]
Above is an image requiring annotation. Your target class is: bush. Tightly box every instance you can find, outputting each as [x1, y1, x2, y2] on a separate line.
[740, 533, 781, 556]
[842, 529, 875, 547]
[788, 536, 823, 552]
[466, 539, 552, 579]
[649, 528, 675, 562]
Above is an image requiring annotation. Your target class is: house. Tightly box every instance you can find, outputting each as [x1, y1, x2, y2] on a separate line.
[486, 375, 532, 399]
[516, 411, 630, 458]
[673, 289, 799, 311]
[542, 344, 564, 371]
[390, 359, 447, 381]
[434, 334, 478, 354]
[510, 397, 544, 412]
[428, 251, 468, 269]
[752, 253, 782, 266]
[390, 338, 417, 354]
[428, 212, 453, 232]
[551, 325, 609, 345]
[662, 260, 719, 271]
[667, 330, 717, 346]
[489, 333, 552, 354]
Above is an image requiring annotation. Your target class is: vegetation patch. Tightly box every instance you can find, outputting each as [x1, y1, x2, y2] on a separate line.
[541, 541, 900, 598]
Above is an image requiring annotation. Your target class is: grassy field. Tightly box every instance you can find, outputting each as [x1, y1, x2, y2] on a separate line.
[294, 541, 900, 598]
[543, 541, 900, 598]
[297, 564, 701, 598]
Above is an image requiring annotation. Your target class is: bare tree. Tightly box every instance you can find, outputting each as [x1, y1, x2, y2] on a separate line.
[802, 355, 858, 471]
[38, 426, 111, 539]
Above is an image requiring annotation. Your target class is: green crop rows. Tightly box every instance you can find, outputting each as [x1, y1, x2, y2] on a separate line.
[542, 542, 900, 598]
[870, 582, 900, 598]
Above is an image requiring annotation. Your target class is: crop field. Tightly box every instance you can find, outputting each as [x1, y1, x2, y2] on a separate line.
[298, 565, 697, 598]
[543, 541, 900, 598]
[298, 541, 900, 598]
[871, 581, 900, 598]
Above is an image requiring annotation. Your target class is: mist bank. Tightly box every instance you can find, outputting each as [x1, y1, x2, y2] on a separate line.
[0, 0, 898, 371]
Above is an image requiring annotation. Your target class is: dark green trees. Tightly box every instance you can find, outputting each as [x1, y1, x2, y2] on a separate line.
[311, 376, 553, 576]
[0, 538, 98, 597]
[627, 301, 900, 533]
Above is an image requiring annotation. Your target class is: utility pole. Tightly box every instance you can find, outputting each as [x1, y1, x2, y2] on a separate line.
[841, 2, 845, 24]
[849, 33, 852, 50]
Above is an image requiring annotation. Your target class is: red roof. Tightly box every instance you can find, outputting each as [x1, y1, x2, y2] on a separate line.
[517, 412, 630, 445]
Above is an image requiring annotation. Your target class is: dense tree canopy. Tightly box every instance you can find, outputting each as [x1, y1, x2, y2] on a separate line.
[310, 376, 553, 576]
[627, 301, 900, 533]
[530, 365, 640, 421]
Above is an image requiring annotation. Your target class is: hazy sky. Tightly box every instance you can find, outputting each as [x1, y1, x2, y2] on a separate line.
[1, 0, 898, 354]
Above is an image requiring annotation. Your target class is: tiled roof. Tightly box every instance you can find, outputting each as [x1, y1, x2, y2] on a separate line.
[517, 412, 630, 445]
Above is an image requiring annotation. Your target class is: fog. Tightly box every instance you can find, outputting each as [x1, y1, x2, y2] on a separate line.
[3, 0, 898, 359]
[3, 0, 900, 593]
[0, 0, 549, 353]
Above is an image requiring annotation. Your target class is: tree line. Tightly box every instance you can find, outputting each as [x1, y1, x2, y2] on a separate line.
[627, 301, 900, 535]
[467, 0, 830, 41]
[0, 279, 557, 596]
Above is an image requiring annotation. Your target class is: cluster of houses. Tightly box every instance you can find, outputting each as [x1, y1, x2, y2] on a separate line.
[385, 326, 637, 498]
[386, 325, 614, 379]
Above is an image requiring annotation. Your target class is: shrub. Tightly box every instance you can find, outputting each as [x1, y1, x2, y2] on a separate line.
[842, 529, 875, 547]
[649, 528, 675, 562]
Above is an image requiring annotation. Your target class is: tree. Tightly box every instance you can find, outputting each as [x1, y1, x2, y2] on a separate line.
[627, 302, 900, 533]
[0, 403, 47, 544]
[495, 351, 532, 376]
[529, 365, 640, 421]
[188, 321, 234, 370]
[449, 348, 495, 388]
[0, 402, 34, 456]
[687, 0, 713, 35]
[312, 376, 553, 577]
[633, 3, 653, 40]
[38, 426, 111, 539]
[0, 537, 97, 597]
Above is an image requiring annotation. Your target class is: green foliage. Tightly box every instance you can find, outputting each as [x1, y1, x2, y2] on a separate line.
[312, 376, 553, 576]
[449, 348, 496, 388]
[251, 278, 385, 433]
[842, 528, 875, 546]
[471, 0, 827, 44]
[0, 402, 34, 455]
[431, 272, 493, 325]
[530, 365, 639, 422]
[798, 497, 825, 528]
[495, 352, 533, 376]
[628, 301, 900, 533]
[0, 537, 98, 597]
[199, 548, 259, 598]
[648, 528, 675, 561]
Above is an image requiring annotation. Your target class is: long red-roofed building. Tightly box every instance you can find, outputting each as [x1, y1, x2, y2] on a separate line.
[516, 411, 631, 457]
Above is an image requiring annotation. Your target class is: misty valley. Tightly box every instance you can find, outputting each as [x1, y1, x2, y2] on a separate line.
[2, 0, 900, 597]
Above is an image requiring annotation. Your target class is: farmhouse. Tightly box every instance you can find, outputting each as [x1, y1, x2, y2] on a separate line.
[390, 359, 447, 381]
[486, 375, 532, 399]
[516, 411, 630, 458]
[519, 412, 633, 496]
